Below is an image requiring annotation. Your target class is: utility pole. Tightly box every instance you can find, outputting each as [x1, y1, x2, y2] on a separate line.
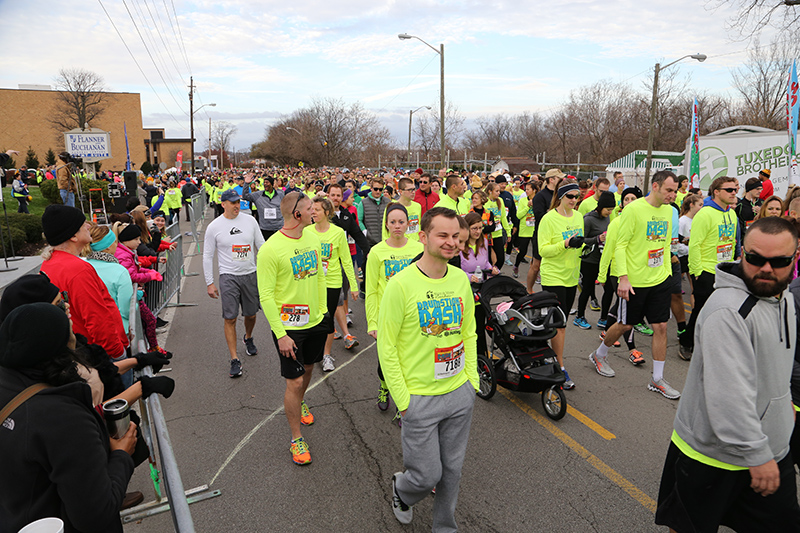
[189, 77, 194, 176]
[209, 117, 212, 171]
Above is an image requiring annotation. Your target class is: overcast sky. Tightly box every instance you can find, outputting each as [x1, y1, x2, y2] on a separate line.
[0, 0, 784, 151]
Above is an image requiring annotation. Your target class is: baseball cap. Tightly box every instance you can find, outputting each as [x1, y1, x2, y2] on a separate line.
[545, 169, 565, 180]
[220, 189, 242, 203]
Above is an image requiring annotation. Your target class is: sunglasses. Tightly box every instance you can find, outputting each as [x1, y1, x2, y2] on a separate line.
[402, 188, 415, 192]
[291, 194, 303, 216]
[719, 187, 739, 193]
[420, 180, 429, 184]
[743, 250, 795, 268]
[564, 193, 581, 200]
[372, 187, 384, 191]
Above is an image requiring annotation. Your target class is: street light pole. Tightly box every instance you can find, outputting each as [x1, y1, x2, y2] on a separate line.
[408, 105, 431, 164]
[643, 53, 707, 194]
[399, 33, 446, 170]
[188, 79, 216, 175]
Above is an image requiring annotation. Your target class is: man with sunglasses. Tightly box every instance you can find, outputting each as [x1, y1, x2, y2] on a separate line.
[656, 216, 800, 532]
[413, 173, 439, 216]
[679, 176, 740, 360]
[363, 177, 390, 247]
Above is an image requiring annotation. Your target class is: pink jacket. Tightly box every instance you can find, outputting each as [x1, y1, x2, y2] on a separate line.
[114, 243, 158, 284]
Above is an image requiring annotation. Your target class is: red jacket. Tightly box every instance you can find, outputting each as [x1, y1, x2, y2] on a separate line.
[41, 250, 129, 357]
[759, 179, 773, 200]
[414, 189, 439, 216]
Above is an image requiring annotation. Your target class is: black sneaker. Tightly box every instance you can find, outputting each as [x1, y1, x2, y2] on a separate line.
[243, 335, 258, 356]
[230, 358, 243, 378]
[156, 317, 169, 329]
[392, 473, 413, 524]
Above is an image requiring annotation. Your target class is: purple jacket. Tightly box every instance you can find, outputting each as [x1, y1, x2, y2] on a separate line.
[460, 238, 492, 275]
[114, 243, 154, 285]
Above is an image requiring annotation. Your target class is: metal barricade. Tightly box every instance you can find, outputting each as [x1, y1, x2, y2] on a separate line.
[121, 288, 220, 529]
[186, 194, 202, 258]
[144, 226, 196, 316]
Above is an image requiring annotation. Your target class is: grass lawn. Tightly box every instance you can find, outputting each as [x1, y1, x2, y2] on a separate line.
[1, 184, 50, 217]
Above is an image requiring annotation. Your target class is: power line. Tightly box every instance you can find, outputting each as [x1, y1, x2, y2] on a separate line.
[137, 0, 190, 89]
[120, 0, 189, 115]
[166, 0, 193, 76]
[96, 0, 184, 128]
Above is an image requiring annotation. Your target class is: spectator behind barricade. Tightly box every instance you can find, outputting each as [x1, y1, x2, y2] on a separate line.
[82, 224, 135, 337]
[112, 223, 167, 356]
[0, 303, 137, 533]
[40, 205, 130, 367]
[131, 209, 170, 267]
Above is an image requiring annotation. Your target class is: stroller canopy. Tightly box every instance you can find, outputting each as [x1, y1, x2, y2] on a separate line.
[478, 275, 528, 305]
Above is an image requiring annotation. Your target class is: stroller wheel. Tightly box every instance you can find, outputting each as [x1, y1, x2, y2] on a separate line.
[476, 354, 496, 400]
[541, 385, 567, 420]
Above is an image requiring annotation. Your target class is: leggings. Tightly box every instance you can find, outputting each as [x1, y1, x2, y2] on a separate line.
[576, 261, 614, 318]
[515, 237, 532, 267]
[491, 236, 505, 268]
[139, 299, 159, 350]
[682, 271, 715, 350]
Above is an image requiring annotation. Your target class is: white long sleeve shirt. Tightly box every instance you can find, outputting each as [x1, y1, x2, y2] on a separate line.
[203, 213, 265, 285]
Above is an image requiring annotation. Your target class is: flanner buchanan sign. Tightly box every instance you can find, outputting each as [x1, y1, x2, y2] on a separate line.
[64, 131, 112, 159]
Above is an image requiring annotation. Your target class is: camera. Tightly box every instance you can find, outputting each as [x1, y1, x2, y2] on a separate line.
[59, 152, 83, 166]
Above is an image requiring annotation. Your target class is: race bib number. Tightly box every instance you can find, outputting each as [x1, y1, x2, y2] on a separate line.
[648, 248, 664, 268]
[525, 217, 535, 227]
[434, 342, 465, 380]
[322, 260, 329, 275]
[716, 243, 733, 262]
[280, 304, 309, 327]
[264, 207, 277, 219]
[407, 216, 419, 234]
[232, 244, 251, 262]
[493, 222, 501, 232]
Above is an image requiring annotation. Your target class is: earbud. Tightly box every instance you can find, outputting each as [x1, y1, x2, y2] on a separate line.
[294, 211, 301, 219]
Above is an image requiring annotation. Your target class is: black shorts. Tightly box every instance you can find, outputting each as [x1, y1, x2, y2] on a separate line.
[670, 259, 682, 295]
[272, 318, 331, 379]
[656, 442, 800, 533]
[678, 255, 689, 274]
[541, 285, 577, 323]
[531, 230, 541, 260]
[618, 277, 671, 326]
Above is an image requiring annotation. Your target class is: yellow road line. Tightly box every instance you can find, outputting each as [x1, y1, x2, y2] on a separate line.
[498, 388, 657, 513]
[568, 405, 617, 440]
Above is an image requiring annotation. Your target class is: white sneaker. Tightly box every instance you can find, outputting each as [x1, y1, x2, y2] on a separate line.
[648, 378, 681, 400]
[392, 473, 413, 524]
[589, 351, 615, 377]
[322, 354, 335, 372]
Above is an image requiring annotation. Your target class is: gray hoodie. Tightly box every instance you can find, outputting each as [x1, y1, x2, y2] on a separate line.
[673, 261, 795, 467]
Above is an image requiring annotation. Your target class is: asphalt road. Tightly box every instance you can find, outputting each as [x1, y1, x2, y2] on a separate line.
[122, 216, 736, 533]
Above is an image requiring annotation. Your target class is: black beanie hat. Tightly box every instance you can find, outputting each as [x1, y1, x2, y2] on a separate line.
[117, 224, 142, 242]
[0, 274, 60, 323]
[596, 191, 616, 211]
[0, 303, 70, 369]
[621, 186, 643, 201]
[42, 205, 87, 246]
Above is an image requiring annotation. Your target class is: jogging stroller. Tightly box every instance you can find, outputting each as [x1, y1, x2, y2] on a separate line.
[473, 275, 568, 420]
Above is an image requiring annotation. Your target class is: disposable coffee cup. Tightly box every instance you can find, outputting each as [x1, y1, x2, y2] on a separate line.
[102, 398, 130, 439]
[18, 517, 64, 533]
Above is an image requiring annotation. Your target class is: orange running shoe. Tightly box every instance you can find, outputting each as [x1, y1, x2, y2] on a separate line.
[628, 350, 645, 366]
[300, 400, 315, 425]
[290, 437, 312, 465]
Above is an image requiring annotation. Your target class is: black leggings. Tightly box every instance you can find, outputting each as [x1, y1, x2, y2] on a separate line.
[576, 261, 613, 318]
[491, 236, 505, 268]
[326, 287, 340, 320]
[515, 237, 532, 267]
[475, 303, 487, 356]
[682, 271, 715, 350]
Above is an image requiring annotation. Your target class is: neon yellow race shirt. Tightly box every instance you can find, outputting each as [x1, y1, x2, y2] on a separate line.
[365, 238, 424, 331]
[613, 197, 672, 288]
[305, 224, 358, 290]
[537, 209, 584, 287]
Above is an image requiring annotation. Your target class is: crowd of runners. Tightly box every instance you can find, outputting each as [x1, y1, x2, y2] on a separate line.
[2, 148, 800, 531]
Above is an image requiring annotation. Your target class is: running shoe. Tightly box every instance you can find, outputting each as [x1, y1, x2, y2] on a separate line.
[599, 331, 621, 348]
[392, 473, 413, 524]
[513, 266, 519, 278]
[243, 335, 257, 356]
[678, 344, 693, 361]
[596, 318, 607, 329]
[563, 369, 575, 390]
[589, 298, 601, 312]
[334, 330, 343, 340]
[589, 351, 615, 377]
[504, 257, 513, 266]
[628, 350, 645, 366]
[519, 256, 529, 264]
[322, 354, 335, 372]
[377, 384, 390, 411]
[346, 315, 353, 327]
[229, 358, 243, 378]
[156, 317, 169, 329]
[290, 437, 312, 465]
[573, 317, 591, 330]
[344, 335, 359, 350]
[634, 323, 654, 336]
[300, 400, 315, 425]
[392, 409, 402, 427]
[569, 307, 578, 315]
[648, 378, 681, 400]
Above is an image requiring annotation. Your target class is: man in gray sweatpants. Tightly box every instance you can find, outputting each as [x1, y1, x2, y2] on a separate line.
[377, 207, 479, 532]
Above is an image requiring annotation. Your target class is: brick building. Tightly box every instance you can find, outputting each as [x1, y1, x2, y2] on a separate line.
[0, 87, 151, 172]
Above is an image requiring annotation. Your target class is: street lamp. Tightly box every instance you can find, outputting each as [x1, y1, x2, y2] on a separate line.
[408, 105, 431, 164]
[286, 127, 301, 135]
[399, 33, 445, 170]
[643, 53, 707, 193]
[188, 76, 216, 175]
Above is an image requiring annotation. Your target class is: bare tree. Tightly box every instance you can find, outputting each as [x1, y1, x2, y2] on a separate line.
[713, 0, 800, 39]
[50, 68, 109, 134]
[209, 121, 238, 168]
[413, 101, 465, 160]
[729, 37, 799, 130]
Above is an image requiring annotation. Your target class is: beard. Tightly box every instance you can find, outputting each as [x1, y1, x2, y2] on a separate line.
[743, 270, 793, 297]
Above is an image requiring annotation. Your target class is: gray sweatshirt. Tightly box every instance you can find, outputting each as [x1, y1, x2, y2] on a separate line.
[241, 185, 285, 232]
[673, 261, 795, 467]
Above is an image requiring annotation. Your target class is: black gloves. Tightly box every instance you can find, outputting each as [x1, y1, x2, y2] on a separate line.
[567, 235, 586, 248]
[135, 351, 172, 373]
[140, 376, 175, 399]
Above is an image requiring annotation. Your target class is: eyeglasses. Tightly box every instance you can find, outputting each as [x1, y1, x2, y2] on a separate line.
[402, 188, 415, 192]
[719, 187, 739, 193]
[743, 249, 795, 268]
[564, 193, 581, 200]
